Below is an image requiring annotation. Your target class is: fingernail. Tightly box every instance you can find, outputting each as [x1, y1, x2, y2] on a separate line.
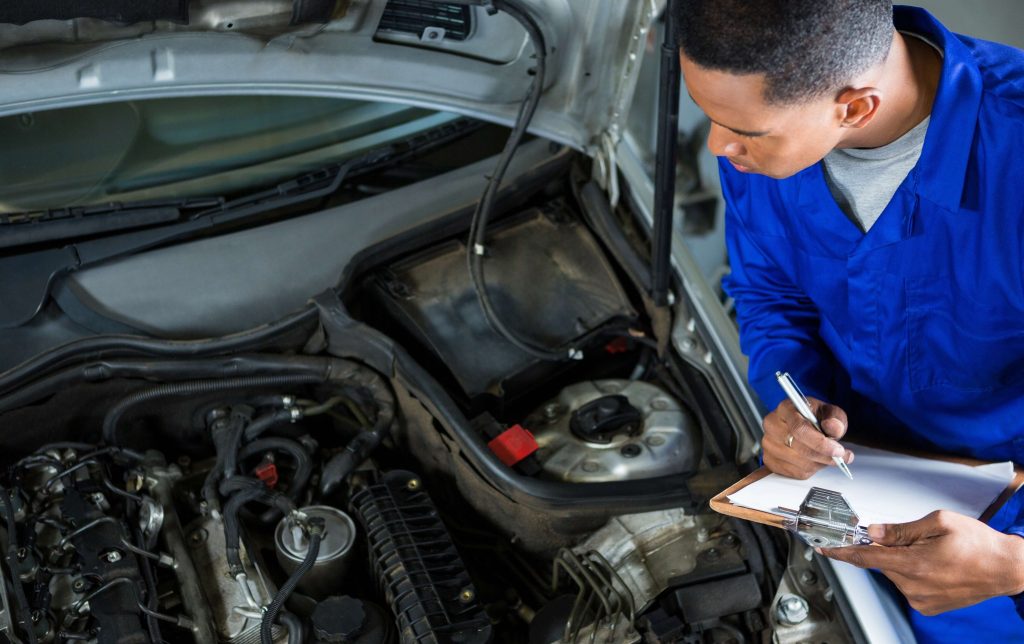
[832, 445, 845, 458]
[845, 451, 855, 464]
[868, 524, 885, 539]
[814, 547, 823, 555]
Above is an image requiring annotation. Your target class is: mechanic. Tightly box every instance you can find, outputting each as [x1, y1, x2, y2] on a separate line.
[671, 0, 1024, 641]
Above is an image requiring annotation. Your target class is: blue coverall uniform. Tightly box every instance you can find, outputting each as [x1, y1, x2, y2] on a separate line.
[719, 6, 1024, 642]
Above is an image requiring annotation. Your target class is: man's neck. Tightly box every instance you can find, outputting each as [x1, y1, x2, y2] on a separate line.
[840, 32, 943, 149]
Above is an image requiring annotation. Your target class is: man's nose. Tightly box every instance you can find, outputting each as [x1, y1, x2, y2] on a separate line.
[706, 122, 746, 158]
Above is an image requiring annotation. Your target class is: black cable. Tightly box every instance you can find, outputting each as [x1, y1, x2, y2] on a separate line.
[260, 518, 324, 644]
[2, 490, 38, 644]
[101, 373, 325, 445]
[466, 0, 575, 362]
[133, 523, 163, 643]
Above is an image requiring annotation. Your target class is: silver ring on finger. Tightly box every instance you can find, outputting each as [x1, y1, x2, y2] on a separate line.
[786, 434, 795, 448]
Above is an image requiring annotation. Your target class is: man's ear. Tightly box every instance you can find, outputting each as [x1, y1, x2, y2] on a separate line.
[835, 87, 882, 129]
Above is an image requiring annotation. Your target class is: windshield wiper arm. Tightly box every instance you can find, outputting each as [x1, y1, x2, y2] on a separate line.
[0, 156, 371, 328]
[0, 199, 221, 250]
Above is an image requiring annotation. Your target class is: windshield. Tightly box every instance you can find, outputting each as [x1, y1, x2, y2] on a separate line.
[0, 95, 459, 214]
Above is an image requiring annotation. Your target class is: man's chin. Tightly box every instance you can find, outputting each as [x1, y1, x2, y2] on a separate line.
[726, 157, 805, 180]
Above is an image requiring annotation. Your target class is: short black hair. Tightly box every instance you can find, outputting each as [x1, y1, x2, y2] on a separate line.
[674, 0, 894, 104]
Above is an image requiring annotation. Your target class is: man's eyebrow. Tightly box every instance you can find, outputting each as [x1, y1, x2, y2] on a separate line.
[686, 91, 770, 137]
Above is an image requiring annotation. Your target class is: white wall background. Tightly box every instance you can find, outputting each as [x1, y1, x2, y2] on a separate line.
[643, 2, 1024, 282]
[916, 0, 1024, 49]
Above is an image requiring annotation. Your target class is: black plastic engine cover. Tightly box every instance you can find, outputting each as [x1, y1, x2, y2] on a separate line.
[366, 204, 636, 397]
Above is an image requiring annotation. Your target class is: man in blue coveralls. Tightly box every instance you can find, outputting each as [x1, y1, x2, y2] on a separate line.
[671, 0, 1024, 641]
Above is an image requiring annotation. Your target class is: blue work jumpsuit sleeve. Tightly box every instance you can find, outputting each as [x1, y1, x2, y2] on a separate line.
[718, 164, 841, 412]
[1007, 518, 1024, 618]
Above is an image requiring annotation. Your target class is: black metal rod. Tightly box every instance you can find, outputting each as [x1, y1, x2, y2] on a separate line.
[652, 1, 681, 307]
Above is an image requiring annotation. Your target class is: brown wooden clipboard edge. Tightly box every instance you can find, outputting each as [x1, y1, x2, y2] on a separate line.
[710, 447, 1024, 530]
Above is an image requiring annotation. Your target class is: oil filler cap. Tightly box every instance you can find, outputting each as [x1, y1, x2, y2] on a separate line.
[569, 395, 643, 444]
[311, 596, 392, 643]
[311, 596, 366, 642]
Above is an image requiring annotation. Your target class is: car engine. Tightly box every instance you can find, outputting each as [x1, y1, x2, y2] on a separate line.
[0, 172, 860, 643]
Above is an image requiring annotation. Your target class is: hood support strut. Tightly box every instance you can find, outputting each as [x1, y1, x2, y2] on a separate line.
[651, 0, 680, 308]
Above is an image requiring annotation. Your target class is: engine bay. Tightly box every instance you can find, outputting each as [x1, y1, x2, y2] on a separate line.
[0, 153, 849, 644]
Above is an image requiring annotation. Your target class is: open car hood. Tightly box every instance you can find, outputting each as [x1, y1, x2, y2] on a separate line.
[0, 0, 660, 155]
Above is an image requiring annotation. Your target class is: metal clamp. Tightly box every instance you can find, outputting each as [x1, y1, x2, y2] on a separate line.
[776, 487, 872, 548]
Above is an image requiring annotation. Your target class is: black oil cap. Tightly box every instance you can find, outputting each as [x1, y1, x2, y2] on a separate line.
[569, 395, 643, 444]
[311, 596, 367, 643]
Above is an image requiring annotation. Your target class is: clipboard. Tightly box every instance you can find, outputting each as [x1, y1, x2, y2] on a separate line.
[711, 446, 1024, 546]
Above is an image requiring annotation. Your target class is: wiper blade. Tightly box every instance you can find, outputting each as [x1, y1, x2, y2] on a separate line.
[0, 199, 221, 250]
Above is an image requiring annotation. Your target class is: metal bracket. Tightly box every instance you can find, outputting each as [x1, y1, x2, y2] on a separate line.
[776, 487, 872, 548]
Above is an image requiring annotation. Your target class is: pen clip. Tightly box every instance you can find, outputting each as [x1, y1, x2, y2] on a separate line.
[780, 371, 810, 407]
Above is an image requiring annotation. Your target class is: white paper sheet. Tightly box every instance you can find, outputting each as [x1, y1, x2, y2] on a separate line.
[727, 445, 1015, 526]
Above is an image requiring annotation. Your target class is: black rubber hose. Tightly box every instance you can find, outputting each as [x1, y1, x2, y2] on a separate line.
[242, 408, 295, 442]
[102, 374, 325, 445]
[202, 413, 250, 507]
[260, 519, 324, 644]
[0, 306, 318, 398]
[240, 438, 313, 500]
[222, 481, 294, 575]
[319, 406, 394, 496]
[1, 490, 38, 644]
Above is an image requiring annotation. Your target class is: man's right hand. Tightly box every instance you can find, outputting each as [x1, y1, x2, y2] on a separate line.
[762, 397, 853, 479]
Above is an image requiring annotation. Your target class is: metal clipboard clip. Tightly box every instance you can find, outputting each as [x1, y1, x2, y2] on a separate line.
[775, 487, 873, 548]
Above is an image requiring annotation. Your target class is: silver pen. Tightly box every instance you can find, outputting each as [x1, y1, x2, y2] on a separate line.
[775, 371, 853, 479]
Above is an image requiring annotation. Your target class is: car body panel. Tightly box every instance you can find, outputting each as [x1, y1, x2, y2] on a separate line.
[0, 0, 659, 154]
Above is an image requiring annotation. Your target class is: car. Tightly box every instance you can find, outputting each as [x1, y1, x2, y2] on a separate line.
[0, 1, 909, 642]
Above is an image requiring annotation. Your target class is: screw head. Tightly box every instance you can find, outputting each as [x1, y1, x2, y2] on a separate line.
[775, 593, 810, 625]
[103, 550, 122, 564]
[800, 570, 818, 586]
[189, 529, 208, 547]
[72, 579, 86, 593]
[406, 479, 421, 491]
[459, 588, 475, 603]
[543, 403, 562, 421]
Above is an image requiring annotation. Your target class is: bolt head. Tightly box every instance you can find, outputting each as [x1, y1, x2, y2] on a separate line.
[775, 593, 809, 625]
[406, 479, 421, 491]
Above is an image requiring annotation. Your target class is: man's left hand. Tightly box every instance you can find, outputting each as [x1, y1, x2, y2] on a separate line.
[820, 510, 1024, 615]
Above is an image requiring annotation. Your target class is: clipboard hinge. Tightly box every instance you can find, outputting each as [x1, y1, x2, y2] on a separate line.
[776, 487, 872, 548]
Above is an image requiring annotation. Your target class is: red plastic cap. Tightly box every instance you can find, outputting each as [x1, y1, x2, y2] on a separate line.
[488, 424, 539, 467]
[254, 461, 279, 488]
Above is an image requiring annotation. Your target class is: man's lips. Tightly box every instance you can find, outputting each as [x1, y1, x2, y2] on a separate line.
[728, 159, 753, 173]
